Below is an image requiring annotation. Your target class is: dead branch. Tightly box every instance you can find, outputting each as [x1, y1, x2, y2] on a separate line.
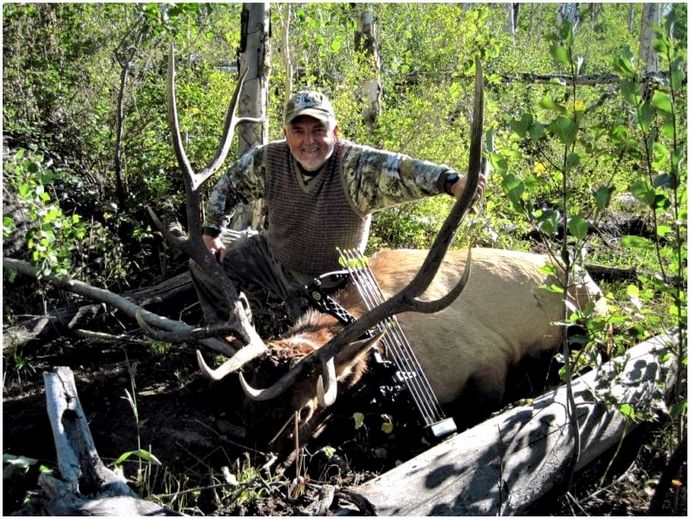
[3, 257, 235, 356]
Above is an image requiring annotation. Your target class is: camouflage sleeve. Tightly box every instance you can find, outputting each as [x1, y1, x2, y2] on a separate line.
[203, 145, 266, 234]
[342, 142, 458, 214]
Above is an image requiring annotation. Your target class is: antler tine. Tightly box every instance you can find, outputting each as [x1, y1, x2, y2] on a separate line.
[196, 341, 267, 381]
[142, 44, 269, 366]
[166, 44, 196, 192]
[403, 57, 483, 301]
[316, 357, 338, 407]
[405, 248, 473, 314]
[196, 70, 264, 188]
[239, 331, 384, 404]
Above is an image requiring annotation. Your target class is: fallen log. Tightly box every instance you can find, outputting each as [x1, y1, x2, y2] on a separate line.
[38, 366, 182, 515]
[347, 332, 680, 515]
[3, 271, 194, 349]
[3, 257, 233, 356]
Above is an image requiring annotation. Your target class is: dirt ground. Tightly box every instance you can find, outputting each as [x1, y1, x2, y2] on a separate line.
[2, 332, 440, 515]
[3, 329, 685, 516]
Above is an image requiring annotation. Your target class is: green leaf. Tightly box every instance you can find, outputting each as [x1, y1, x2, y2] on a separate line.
[651, 91, 673, 114]
[654, 193, 671, 210]
[613, 56, 635, 79]
[485, 128, 496, 153]
[489, 153, 508, 174]
[671, 67, 684, 92]
[549, 115, 577, 145]
[542, 283, 565, 294]
[618, 403, 636, 420]
[114, 449, 161, 466]
[528, 122, 545, 141]
[568, 215, 588, 239]
[352, 412, 365, 430]
[536, 208, 559, 238]
[594, 185, 613, 211]
[550, 44, 570, 66]
[538, 263, 558, 277]
[4, 454, 39, 479]
[3, 215, 14, 231]
[539, 95, 565, 113]
[620, 80, 641, 105]
[501, 174, 525, 210]
[39, 171, 54, 185]
[629, 180, 655, 207]
[510, 112, 533, 138]
[637, 101, 654, 131]
[656, 224, 672, 238]
[661, 122, 676, 140]
[566, 152, 581, 167]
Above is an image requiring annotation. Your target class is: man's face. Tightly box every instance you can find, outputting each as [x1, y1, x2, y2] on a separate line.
[284, 115, 338, 172]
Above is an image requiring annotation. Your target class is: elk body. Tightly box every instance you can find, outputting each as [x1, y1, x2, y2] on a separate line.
[204, 247, 608, 436]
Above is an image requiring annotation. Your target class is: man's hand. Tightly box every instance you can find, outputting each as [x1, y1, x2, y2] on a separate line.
[451, 160, 489, 202]
[203, 234, 227, 263]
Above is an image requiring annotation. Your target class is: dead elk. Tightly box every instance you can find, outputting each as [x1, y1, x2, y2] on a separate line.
[197, 247, 608, 441]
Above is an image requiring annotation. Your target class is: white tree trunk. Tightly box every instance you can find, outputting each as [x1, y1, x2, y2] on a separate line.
[639, 3, 662, 74]
[39, 367, 178, 515]
[628, 4, 636, 32]
[231, 2, 271, 231]
[557, 2, 580, 31]
[505, 3, 519, 36]
[354, 5, 382, 133]
[278, 3, 293, 117]
[238, 2, 270, 152]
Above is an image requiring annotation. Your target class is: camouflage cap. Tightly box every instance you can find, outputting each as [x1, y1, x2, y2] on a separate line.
[284, 90, 336, 125]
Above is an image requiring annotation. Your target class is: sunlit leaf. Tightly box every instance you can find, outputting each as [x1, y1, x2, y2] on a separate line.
[594, 185, 613, 211]
[568, 215, 588, 239]
[651, 91, 673, 114]
[352, 412, 365, 430]
[549, 115, 577, 145]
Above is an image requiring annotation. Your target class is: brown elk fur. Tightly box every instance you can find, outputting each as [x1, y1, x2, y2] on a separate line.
[247, 247, 607, 436]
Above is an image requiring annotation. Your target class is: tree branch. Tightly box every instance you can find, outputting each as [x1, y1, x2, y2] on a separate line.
[3, 257, 235, 356]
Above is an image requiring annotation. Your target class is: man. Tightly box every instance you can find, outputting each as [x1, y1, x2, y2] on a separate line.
[191, 90, 486, 325]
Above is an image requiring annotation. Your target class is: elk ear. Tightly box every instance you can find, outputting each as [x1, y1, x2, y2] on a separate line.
[335, 331, 384, 372]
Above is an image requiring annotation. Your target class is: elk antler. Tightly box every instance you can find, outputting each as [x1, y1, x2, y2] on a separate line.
[240, 57, 485, 403]
[144, 44, 267, 364]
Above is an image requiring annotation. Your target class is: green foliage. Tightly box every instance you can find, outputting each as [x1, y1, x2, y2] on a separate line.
[494, 12, 686, 436]
[4, 149, 87, 278]
[2, 4, 687, 513]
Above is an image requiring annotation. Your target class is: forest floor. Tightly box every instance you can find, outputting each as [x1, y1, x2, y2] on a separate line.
[3, 328, 685, 516]
[2, 210, 685, 515]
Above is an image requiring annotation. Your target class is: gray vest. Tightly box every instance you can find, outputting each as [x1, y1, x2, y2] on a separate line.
[264, 140, 371, 277]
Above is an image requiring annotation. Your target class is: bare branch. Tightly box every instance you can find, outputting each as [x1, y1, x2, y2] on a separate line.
[3, 257, 235, 357]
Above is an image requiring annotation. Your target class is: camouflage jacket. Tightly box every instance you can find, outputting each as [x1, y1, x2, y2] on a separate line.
[203, 138, 458, 234]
